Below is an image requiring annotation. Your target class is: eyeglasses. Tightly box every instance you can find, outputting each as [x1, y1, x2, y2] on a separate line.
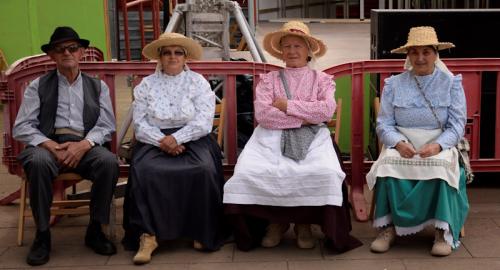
[160, 50, 185, 57]
[52, 44, 81, 54]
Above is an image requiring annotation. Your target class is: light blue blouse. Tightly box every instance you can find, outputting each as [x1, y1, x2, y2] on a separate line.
[376, 67, 466, 150]
[133, 69, 215, 147]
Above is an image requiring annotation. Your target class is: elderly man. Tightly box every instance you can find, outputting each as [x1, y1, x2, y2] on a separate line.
[13, 26, 118, 266]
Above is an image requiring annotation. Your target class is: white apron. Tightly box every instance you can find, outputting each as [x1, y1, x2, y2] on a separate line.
[223, 125, 345, 206]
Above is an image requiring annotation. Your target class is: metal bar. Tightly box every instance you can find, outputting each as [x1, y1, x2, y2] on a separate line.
[192, 34, 223, 48]
[165, 5, 184, 32]
[222, 7, 230, 61]
[185, 1, 193, 38]
[126, 0, 151, 8]
[229, 1, 264, 62]
[379, 0, 385, 9]
[248, 0, 256, 33]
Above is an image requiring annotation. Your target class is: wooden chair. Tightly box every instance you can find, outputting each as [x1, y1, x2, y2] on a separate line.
[369, 97, 465, 237]
[18, 173, 89, 246]
[213, 98, 226, 148]
[327, 98, 342, 144]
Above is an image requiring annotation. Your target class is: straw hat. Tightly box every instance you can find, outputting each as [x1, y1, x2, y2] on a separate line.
[142, 32, 203, 60]
[263, 21, 327, 60]
[391, 26, 455, 54]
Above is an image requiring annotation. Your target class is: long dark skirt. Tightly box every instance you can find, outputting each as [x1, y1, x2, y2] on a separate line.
[224, 142, 362, 253]
[122, 129, 226, 251]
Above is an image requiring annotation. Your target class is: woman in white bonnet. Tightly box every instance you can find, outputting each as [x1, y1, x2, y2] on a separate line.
[367, 26, 469, 256]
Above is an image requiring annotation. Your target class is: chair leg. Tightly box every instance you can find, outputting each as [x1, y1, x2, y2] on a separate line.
[106, 195, 116, 241]
[460, 227, 465, 238]
[50, 181, 66, 225]
[17, 178, 27, 246]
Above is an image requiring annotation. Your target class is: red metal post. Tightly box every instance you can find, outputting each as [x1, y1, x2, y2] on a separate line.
[122, 0, 131, 60]
[139, 2, 146, 61]
[224, 75, 237, 165]
[153, 0, 160, 38]
[350, 62, 368, 221]
[496, 71, 500, 158]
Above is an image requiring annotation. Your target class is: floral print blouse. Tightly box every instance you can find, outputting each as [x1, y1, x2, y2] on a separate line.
[133, 69, 215, 146]
[376, 67, 466, 150]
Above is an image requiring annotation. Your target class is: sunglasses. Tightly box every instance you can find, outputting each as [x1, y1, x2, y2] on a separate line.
[160, 50, 185, 57]
[52, 44, 81, 54]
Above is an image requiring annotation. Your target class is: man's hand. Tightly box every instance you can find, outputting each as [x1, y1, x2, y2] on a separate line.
[272, 98, 288, 113]
[159, 135, 178, 153]
[58, 140, 92, 168]
[417, 143, 442, 158]
[395, 141, 417, 159]
[40, 140, 65, 164]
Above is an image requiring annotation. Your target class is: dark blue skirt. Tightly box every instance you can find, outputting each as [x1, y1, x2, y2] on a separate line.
[122, 129, 226, 251]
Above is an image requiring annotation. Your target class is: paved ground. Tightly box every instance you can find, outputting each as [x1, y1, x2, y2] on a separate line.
[2, 21, 500, 269]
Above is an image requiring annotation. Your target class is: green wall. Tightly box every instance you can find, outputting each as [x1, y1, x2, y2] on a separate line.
[334, 75, 373, 154]
[0, 0, 109, 65]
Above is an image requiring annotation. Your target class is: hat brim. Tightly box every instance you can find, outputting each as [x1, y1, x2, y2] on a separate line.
[391, 42, 455, 54]
[41, 38, 89, 53]
[263, 31, 327, 60]
[142, 36, 203, 60]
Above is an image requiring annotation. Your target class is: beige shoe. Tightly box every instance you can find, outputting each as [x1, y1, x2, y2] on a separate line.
[193, 240, 204, 251]
[261, 223, 289, 248]
[370, 226, 396, 253]
[133, 233, 158, 265]
[294, 224, 315, 249]
[431, 229, 452, 256]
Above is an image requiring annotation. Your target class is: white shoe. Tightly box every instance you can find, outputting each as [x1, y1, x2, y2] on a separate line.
[193, 240, 204, 251]
[261, 223, 289, 248]
[370, 226, 396, 253]
[294, 224, 315, 249]
[133, 233, 158, 265]
[431, 229, 452, 256]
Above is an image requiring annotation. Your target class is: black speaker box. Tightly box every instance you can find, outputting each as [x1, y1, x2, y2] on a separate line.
[370, 9, 500, 60]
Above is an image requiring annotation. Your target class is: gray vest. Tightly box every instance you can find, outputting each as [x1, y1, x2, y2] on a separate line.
[37, 69, 101, 138]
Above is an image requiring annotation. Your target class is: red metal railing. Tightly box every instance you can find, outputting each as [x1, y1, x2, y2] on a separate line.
[2, 58, 500, 221]
[119, 0, 162, 60]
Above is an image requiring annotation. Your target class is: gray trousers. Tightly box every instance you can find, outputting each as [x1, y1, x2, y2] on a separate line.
[17, 144, 119, 232]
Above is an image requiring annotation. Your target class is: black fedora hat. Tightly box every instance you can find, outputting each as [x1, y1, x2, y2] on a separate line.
[41, 26, 90, 53]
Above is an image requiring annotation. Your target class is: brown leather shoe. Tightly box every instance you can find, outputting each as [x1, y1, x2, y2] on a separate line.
[430, 229, 452, 256]
[370, 226, 396, 253]
[133, 233, 158, 265]
[261, 223, 290, 248]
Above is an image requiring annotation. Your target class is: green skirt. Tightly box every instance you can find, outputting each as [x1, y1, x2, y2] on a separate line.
[373, 167, 469, 248]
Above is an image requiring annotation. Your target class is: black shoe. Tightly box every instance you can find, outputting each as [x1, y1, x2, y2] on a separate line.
[85, 223, 117, 255]
[26, 230, 51, 266]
